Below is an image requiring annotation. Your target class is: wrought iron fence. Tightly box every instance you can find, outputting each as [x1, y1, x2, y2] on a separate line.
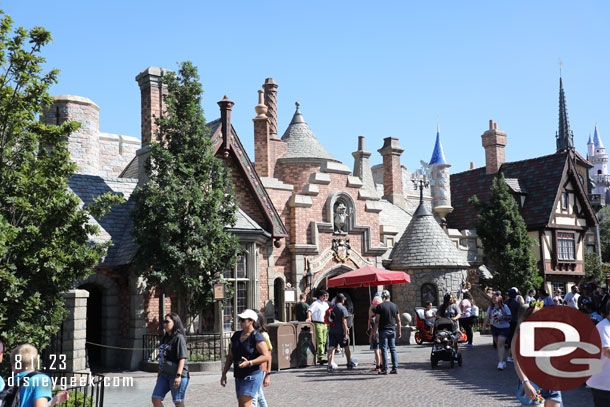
[143, 333, 231, 362]
[44, 371, 105, 407]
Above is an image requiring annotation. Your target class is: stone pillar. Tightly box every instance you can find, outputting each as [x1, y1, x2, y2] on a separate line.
[378, 137, 405, 207]
[253, 90, 271, 177]
[61, 289, 89, 372]
[481, 120, 507, 175]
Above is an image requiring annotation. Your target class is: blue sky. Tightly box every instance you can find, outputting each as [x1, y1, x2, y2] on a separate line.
[6, 1, 610, 173]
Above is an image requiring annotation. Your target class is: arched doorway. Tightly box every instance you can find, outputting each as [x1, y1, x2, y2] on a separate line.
[313, 264, 372, 345]
[79, 284, 103, 368]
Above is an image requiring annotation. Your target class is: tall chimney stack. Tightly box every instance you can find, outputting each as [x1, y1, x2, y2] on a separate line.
[135, 67, 167, 146]
[481, 120, 507, 175]
[378, 137, 405, 207]
[263, 78, 278, 139]
[253, 89, 271, 176]
[218, 96, 235, 158]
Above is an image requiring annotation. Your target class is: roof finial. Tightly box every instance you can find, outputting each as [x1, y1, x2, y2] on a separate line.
[295, 101, 300, 109]
[558, 58, 563, 77]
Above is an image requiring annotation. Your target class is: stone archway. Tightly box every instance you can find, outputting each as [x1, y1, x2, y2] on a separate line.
[312, 263, 354, 290]
[78, 272, 121, 369]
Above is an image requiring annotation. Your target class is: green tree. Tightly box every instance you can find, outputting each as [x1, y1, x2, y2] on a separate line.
[0, 10, 121, 374]
[469, 173, 542, 294]
[584, 251, 605, 285]
[131, 62, 240, 330]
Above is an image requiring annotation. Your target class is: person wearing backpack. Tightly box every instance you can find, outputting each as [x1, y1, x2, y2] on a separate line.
[505, 287, 524, 363]
[306, 290, 329, 365]
[326, 294, 356, 373]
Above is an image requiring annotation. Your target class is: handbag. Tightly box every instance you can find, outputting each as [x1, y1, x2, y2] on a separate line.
[161, 359, 179, 376]
[516, 381, 544, 405]
[471, 305, 479, 317]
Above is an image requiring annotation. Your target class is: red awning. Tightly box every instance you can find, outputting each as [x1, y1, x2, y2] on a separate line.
[327, 265, 410, 288]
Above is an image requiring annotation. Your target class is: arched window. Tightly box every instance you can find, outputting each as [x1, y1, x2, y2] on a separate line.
[421, 283, 438, 306]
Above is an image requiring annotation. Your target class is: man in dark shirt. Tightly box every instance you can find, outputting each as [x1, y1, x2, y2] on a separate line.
[327, 293, 356, 372]
[294, 294, 309, 322]
[374, 290, 401, 374]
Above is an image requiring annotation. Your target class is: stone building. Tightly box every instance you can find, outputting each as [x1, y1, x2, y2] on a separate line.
[46, 66, 476, 369]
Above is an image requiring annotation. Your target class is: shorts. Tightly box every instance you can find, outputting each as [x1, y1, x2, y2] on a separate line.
[328, 332, 349, 349]
[539, 388, 562, 403]
[490, 325, 511, 338]
[235, 370, 264, 398]
[369, 337, 379, 350]
[152, 373, 189, 403]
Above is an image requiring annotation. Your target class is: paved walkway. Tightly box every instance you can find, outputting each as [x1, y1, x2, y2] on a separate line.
[103, 332, 593, 406]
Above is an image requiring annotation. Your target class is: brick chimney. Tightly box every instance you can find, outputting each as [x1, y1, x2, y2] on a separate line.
[218, 95, 235, 158]
[378, 137, 405, 207]
[135, 66, 167, 146]
[253, 89, 271, 176]
[263, 78, 278, 139]
[481, 120, 507, 175]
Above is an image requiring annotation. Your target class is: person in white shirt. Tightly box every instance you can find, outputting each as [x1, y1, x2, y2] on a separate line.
[525, 289, 536, 304]
[586, 302, 610, 406]
[306, 289, 330, 364]
[563, 285, 580, 309]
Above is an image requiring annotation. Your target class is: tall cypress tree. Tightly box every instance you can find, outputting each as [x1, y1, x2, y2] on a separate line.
[469, 174, 542, 294]
[131, 62, 240, 329]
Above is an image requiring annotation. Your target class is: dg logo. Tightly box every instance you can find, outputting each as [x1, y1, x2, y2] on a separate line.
[515, 305, 603, 390]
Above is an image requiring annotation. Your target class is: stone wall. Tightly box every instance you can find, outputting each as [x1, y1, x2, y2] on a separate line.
[393, 268, 468, 323]
[42, 95, 140, 178]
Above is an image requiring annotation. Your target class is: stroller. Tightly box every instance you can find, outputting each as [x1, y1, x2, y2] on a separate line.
[430, 317, 462, 368]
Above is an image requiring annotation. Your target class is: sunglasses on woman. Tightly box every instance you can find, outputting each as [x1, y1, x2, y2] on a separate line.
[163, 320, 171, 324]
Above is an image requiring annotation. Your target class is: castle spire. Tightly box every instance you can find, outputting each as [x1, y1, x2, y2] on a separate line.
[593, 123, 604, 148]
[556, 77, 574, 151]
[429, 125, 448, 165]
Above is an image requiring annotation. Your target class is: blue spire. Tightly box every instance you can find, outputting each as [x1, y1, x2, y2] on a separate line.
[588, 133, 594, 145]
[593, 123, 604, 148]
[428, 124, 448, 165]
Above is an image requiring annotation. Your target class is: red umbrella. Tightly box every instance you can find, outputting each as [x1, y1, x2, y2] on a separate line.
[327, 265, 410, 288]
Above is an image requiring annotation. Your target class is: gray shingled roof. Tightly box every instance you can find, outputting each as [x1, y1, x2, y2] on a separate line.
[231, 208, 267, 232]
[68, 174, 138, 266]
[388, 202, 470, 269]
[378, 200, 413, 259]
[279, 104, 339, 162]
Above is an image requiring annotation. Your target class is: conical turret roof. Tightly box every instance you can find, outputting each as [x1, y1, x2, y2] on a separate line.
[389, 201, 469, 269]
[279, 103, 339, 163]
[556, 77, 575, 151]
[429, 125, 448, 165]
[593, 123, 604, 148]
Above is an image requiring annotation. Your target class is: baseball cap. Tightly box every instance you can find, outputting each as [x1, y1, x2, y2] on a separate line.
[508, 287, 518, 298]
[237, 309, 259, 321]
[336, 293, 346, 302]
[381, 290, 391, 299]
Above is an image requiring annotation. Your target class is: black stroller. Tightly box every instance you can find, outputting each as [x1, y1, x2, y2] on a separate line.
[430, 317, 462, 368]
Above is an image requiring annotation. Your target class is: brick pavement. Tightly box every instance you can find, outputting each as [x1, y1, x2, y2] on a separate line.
[104, 332, 594, 407]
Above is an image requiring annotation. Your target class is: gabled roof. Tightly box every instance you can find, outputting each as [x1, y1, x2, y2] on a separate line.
[389, 202, 469, 269]
[447, 151, 597, 230]
[448, 153, 568, 230]
[68, 174, 139, 266]
[278, 103, 339, 163]
[208, 117, 288, 239]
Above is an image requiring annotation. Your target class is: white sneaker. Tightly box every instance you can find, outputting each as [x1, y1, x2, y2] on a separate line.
[497, 361, 505, 370]
[506, 356, 514, 363]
